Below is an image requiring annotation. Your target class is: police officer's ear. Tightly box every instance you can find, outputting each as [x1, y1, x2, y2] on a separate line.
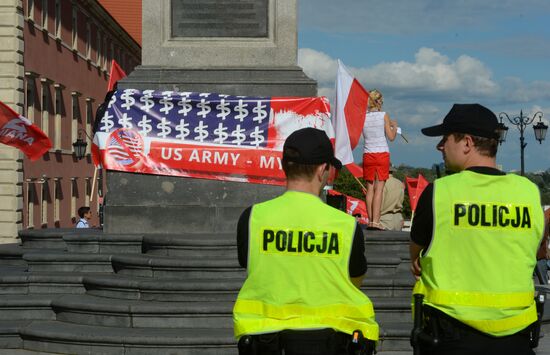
[462, 135, 475, 155]
[315, 163, 329, 182]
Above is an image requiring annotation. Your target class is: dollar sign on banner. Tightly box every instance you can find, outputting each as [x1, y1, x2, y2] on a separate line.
[175, 119, 190, 140]
[108, 92, 117, 108]
[100, 111, 115, 132]
[138, 115, 152, 136]
[231, 124, 246, 145]
[177, 96, 193, 116]
[234, 100, 249, 122]
[140, 90, 155, 112]
[157, 117, 172, 138]
[120, 89, 135, 110]
[250, 126, 265, 147]
[252, 101, 267, 124]
[213, 122, 229, 144]
[118, 113, 134, 129]
[197, 99, 211, 119]
[159, 91, 174, 115]
[216, 99, 231, 120]
[194, 121, 209, 142]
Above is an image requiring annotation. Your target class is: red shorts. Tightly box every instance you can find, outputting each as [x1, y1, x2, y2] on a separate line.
[363, 152, 390, 181]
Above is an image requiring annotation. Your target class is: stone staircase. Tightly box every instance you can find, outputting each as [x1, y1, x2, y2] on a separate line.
[0, 227, 418, 354]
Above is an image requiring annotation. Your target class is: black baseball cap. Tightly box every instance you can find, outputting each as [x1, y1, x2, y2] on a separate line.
[283, 128, 342, 170]
[421, 104, 499, 139]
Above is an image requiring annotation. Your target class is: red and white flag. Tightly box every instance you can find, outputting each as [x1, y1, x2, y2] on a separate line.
[107, 59, 127, 91]
[405, 174, 429, 213]
[0, 100, 52, 160]
[333, 60, 369, 170]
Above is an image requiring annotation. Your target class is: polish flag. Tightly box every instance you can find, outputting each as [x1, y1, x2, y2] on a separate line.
[0, 100, 52, 160]
[107, 60, 127, 91]
[406, 174, 430, 213]
[333, 60, 369, 171]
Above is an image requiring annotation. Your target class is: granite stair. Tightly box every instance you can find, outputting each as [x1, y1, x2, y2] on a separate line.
[0, 227, 419, 354]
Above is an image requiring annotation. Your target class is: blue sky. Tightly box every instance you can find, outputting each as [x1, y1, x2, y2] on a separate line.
[296, 0, 550, 173]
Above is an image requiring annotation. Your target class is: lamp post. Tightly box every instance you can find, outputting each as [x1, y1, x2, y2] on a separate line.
[498, 110, 548, 176]
[72, 129, 92, 160]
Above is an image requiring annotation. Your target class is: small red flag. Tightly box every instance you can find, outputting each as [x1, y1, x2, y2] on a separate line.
[0, 100, 52, 160]
[107, 60, 127, 91]
[405, 174, 429, 213]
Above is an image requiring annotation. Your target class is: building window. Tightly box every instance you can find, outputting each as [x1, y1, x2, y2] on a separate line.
[54, 83, 64, 150]
[26, 180, 36, 228]
[71, 178, 78, 221]
[40, 78, 51, 137]
[41, 178, 49, 226]
[86, 21, 91, 60]
[54, 178, 61, 224]
[96, 31, 102, 67]
[41, 0, 48, 31]
[27, 0, 35, 21]
[85, 178, 91, 207]
[72, 5, 78, 50]
[71, 92, 81, 147]
[24, 72, 37, 123]
[85, 98, 94, 155]
[54, 0, 61, 38]
[103, 36, 108, 70]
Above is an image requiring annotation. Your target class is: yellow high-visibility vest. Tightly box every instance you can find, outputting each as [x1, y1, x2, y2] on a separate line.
[233, 190, 379, 340]
[414, 170, 545, 336]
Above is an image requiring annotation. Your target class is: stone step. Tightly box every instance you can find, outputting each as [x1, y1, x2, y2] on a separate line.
[0, 244, 27, 267]
[64, 233, 143, 254]
[83, 274, 414, 302]
[12, 321, 412, 355]
[112, 254, 402, 279]
[50, 294, 412, 329]
[378, 322, 412, 352]
[19, 228, 99, 250]
[20, 321, 237, 354]
[112, 254, 246, 279]
[0, 320, 32, 349]
[0, 272, 92, 295]
[24, 253, 114, 273]
[0, 295, 55, 321]
[143, 233, 235, 257]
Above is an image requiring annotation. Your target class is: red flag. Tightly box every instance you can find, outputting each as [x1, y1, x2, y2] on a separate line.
[107, 60, 127, 91]
[0, 100, 52, 160]
[327, 190, 369, 224]
[333, 60, 369, 170]
[405, 174, 430, 213]
[346, 162, 363, 179]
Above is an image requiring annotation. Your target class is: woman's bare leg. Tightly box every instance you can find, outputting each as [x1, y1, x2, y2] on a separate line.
[371, 179, 386, 226]
[365, 180, 374, 224]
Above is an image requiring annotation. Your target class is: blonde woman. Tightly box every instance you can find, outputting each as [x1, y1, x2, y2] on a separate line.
[363, 90, 397, 230]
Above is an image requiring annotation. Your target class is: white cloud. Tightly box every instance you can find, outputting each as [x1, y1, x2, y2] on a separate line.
[298, 47, 498, 99]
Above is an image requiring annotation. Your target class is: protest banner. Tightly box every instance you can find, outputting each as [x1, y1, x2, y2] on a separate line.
[93, 90, 333, 185]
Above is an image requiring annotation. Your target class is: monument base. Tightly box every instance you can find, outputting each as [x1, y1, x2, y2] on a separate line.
[118, 65, 317, 97]
[103, 66, 316, 235]
[104, 171, 285, 234]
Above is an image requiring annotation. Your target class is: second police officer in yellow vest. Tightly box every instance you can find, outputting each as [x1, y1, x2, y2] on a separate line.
[233, 127, 379, 354]
[410, 104, 545, 355]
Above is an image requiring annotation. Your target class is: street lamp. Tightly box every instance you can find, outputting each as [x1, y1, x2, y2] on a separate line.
[72, 129, 93, 160]
[498, 110, 547, 176]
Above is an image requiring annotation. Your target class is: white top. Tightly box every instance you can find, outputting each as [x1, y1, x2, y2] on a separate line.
[76, 218, 89, 228]
[363, 111, 389, 153]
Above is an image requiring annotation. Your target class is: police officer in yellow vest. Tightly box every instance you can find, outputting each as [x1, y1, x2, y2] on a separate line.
[410, 104, 546, 355]
[233, 127, 379, 354]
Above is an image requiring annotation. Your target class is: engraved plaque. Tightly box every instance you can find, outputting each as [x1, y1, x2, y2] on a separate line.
[171, 0, 269, 38]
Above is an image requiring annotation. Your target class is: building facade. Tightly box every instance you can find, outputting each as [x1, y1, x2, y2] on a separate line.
[0, 0, 140, 242]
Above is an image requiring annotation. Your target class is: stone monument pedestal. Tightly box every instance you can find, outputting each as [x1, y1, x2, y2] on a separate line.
[104, 0, 316, 234]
